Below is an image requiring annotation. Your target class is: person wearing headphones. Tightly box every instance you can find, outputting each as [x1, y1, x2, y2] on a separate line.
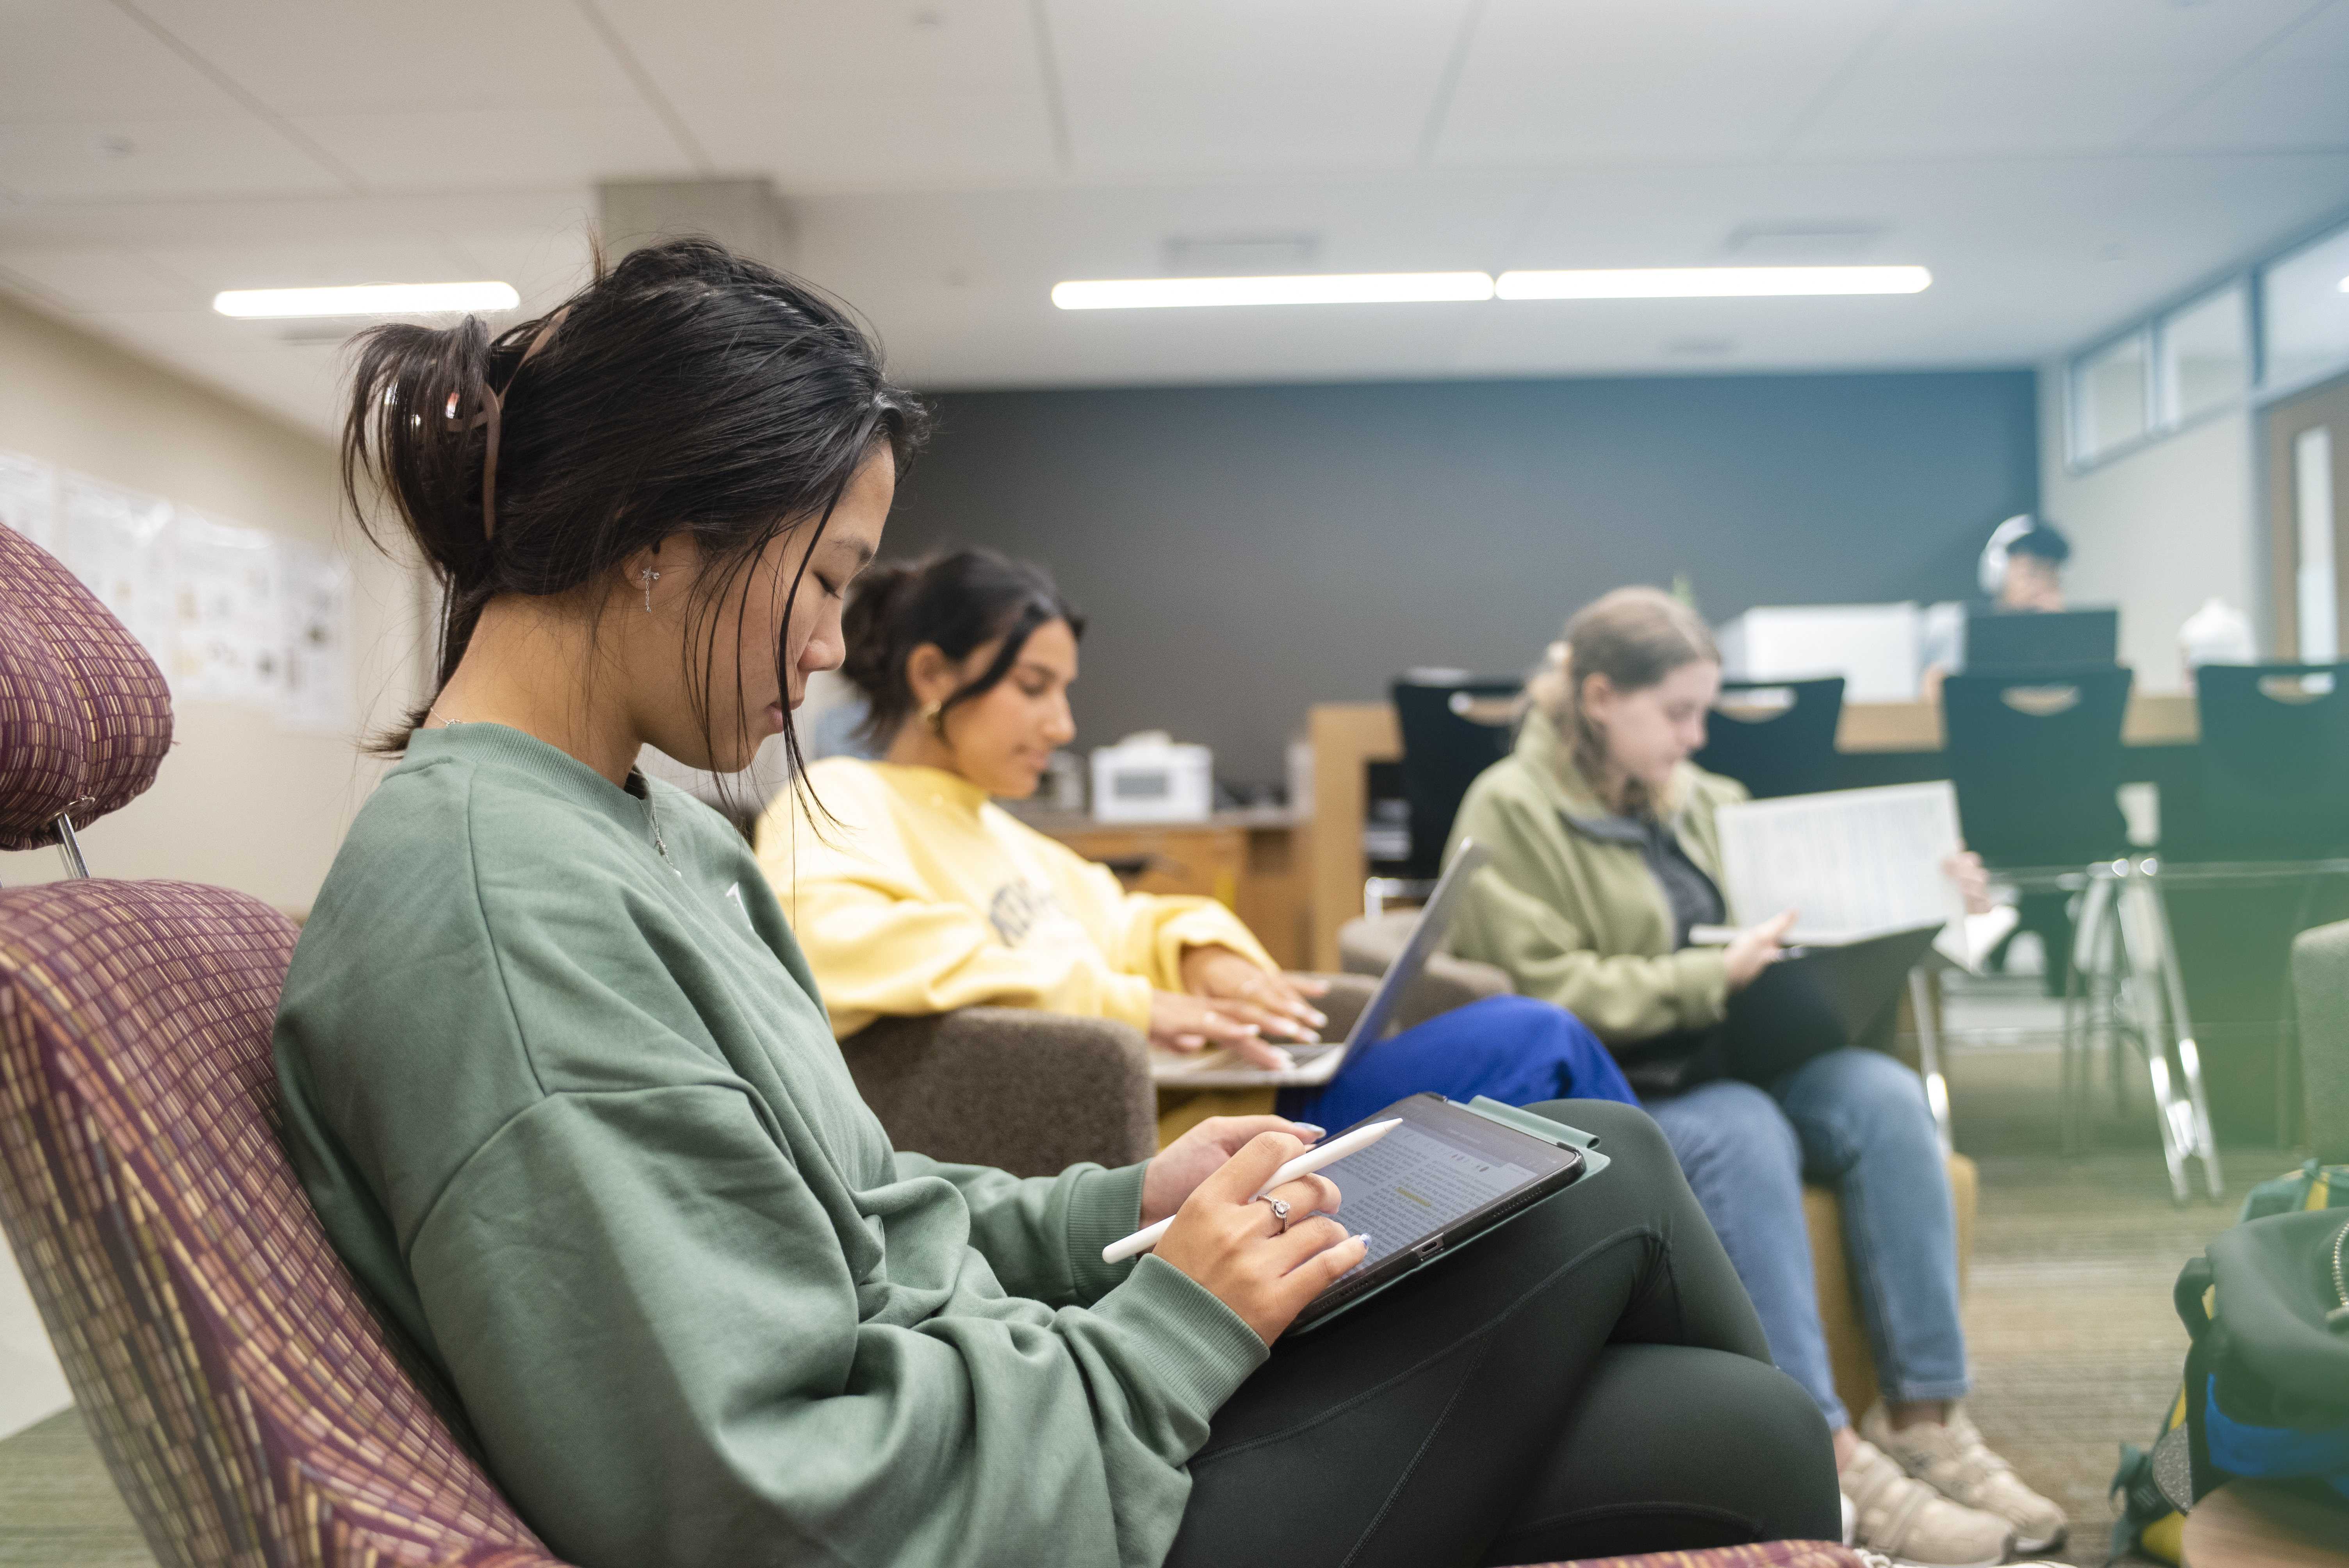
[1920, 515, 2073, 684]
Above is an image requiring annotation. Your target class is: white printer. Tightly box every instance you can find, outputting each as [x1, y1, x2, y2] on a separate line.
[1089, 732, 1214, 823]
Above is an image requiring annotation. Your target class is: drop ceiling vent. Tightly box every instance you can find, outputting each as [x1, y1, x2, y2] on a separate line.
[1161, 233, 1321, 276]
[1722, 223, 1887, 264]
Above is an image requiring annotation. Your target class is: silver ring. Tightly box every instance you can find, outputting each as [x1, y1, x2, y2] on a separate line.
[1256, 1195, 1291, 1235]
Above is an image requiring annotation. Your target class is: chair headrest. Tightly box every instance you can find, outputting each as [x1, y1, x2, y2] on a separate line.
[0, 523, 173, 850]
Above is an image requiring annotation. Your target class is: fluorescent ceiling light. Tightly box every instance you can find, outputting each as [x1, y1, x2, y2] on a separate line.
[212, 281, 520, 318]
[2337, 274, 2349, 292]
[1495, 266, 1931, 299]
[1052, 273, 1494, 310]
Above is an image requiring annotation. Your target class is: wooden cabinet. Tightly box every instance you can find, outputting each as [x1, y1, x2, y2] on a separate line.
[1025, 814, 1306, 971]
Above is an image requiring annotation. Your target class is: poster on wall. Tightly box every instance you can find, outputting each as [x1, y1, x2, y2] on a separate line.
[0, 451, 57, 552]
[279, 539, 354, 734]
[172, 511, 282, 709]
[60, 475, 175, 672]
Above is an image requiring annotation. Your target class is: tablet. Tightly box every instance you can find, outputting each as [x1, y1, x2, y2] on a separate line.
[1289, 1094, 1592, 1333]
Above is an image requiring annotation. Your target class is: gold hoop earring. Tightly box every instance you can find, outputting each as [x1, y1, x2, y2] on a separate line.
[924, 700, 947, 739]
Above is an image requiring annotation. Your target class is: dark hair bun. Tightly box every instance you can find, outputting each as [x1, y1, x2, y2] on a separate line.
[838, 561, 925, 704]
[339, 236, 929, 756]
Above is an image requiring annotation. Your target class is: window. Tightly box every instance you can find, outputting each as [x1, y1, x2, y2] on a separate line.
[2262, 221, 2349, 389]
[2072, 330, 2149, 463]
[2157, 284, 2249, 427]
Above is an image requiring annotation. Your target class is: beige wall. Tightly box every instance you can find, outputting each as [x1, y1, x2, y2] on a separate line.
[0, 296, 426, 910]
[2038, 362, 2260, 692]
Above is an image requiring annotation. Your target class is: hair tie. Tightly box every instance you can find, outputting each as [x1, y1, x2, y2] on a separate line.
[455, 305, 570, 541]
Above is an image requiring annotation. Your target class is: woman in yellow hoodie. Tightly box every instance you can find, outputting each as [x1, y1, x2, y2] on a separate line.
[755, 548, 1634, 1136]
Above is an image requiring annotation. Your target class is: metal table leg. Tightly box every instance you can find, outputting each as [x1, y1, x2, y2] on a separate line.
[2135, 862, 2224, 1199]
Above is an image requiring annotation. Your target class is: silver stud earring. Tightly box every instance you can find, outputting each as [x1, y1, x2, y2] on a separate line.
[638, 567, 661, 613]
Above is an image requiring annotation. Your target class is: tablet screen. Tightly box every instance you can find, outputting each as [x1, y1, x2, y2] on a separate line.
[1314, 1099, 1577, 1282]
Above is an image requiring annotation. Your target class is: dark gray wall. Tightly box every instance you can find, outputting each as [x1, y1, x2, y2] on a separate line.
[885, 370, 2039, 784]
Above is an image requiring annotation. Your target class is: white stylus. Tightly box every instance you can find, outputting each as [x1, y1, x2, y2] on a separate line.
[1101, 1117, 1402, 1265]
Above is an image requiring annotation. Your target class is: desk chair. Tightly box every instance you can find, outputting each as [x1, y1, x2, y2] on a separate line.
[1373, 675, 1518, 917]
[1943, 666, 2222, 1200]
[2192, 663, 2349, 862]
[0, 522, 568, 1567]
[1693, 677, 1846, 800]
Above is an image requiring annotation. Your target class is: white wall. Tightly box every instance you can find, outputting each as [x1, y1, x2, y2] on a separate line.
[0, 295, 427, 909]
[2038, 362, 2261, 690]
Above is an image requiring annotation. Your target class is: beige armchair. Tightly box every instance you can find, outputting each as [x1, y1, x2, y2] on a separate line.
[1337, 912, 1514, 1029]
[847, 973, 1381, 1178]
[2290, 919, 2349, 1160]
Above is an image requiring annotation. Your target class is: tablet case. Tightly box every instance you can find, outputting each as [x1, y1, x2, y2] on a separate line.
[1289, 1097, 1611, 1333]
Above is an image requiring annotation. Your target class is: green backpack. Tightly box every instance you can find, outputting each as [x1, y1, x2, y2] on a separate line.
[2105, 1160, 2349, 1563]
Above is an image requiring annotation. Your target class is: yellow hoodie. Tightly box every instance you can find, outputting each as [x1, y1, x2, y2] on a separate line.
[757, 757, 1276, 1040]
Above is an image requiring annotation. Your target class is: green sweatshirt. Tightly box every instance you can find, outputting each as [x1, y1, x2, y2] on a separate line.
[272, 725, 1266, 1568]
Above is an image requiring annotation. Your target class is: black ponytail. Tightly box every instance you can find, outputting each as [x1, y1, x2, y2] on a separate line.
[839, 548, 1084, 747]
[340, 237, 929, 770]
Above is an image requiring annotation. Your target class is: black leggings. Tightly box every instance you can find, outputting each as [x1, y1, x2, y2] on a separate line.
[1167, 1099, 1839, 1568]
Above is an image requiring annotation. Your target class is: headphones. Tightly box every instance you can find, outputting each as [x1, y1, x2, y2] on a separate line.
[1978, 514, 2036, 597]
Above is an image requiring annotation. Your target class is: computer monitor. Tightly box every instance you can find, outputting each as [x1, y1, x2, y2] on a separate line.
[1964, 608, 2119, 673]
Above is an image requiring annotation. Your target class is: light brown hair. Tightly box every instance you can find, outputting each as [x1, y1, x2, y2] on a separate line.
[1524, 586, 1719, 815]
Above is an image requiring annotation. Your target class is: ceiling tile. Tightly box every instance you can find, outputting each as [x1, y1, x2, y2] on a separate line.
[1046, 0, 1472, 173]
[1433, 0, 1901, 165]
[1866, 0, 2324, 72]
[121, 0, 653, 116]
[0, 117, 343, 201]
[0, 245, 201, 311]
[684, 93, 1059, 191]
[1788, 66, 2212, 158]
[2141, 63, 2349, 153]
[598, 0, 1048, 102]
[2280, 0, 2349, 65]
[289, 103, 700, 193]
[0, 0, 250, 121]
[132, 236, 487, 294]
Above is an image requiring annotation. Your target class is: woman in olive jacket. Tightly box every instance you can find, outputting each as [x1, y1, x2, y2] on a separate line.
[1447, 587, 2065, 1568]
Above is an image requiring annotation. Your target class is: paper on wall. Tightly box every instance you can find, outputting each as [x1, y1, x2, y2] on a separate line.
[1712, 782, 1998, 966]
[0, 451, 57, 552]
[60, 475, 175, 673]
[279, 540, 353, 734]
[172, 511, 282, 709]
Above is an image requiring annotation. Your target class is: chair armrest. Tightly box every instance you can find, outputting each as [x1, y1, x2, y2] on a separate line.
[1336, 915, 1517, 1030]
[844, 1008, 1157, 1178]
[2292, 920, 2349, 1161]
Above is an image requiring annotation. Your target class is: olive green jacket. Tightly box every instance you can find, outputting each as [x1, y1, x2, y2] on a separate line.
[1445, 707, 1747, 1049]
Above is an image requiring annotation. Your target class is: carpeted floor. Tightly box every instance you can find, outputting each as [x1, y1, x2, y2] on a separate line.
[0, 1026, 2299, 1566]
[1943, 1041, 2286, 1567]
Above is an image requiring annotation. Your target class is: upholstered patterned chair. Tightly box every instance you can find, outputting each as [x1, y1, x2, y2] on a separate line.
[0, 520, 1854, 1568]
[0, 521, 566, 1568]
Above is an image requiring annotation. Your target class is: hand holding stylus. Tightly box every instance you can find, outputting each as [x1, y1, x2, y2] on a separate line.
[1105, 1118, 1397, 1263]
[1138, 1125, 1382, 1345]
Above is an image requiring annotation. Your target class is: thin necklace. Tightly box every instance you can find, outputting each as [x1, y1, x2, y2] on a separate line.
[430, 703, 677, 873]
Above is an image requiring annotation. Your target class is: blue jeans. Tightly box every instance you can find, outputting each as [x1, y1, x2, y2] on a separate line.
[1644, 1048, 1969, 1431]
[1279, 995, 1639, 1132]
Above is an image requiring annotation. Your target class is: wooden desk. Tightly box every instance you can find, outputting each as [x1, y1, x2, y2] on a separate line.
[2182, 1480, 2349, 1568]
[1302, 693, 2201, 972]
[1023, 810, 1307, 971]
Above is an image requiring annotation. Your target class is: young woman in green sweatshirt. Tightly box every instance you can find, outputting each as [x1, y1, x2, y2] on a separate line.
[273, 239, 1838, 1568]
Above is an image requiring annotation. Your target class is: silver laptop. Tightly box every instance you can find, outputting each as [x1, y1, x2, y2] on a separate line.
[1150, 839, 1494, 1087]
